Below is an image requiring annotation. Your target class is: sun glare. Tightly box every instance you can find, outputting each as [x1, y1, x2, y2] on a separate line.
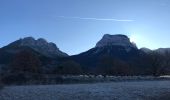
[129, 34, 152, 49]
[130, 35, 136, 43]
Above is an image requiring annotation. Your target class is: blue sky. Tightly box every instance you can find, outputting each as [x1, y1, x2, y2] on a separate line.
[0, 0, 170, 55]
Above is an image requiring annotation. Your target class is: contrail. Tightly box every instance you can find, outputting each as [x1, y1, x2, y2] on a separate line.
[57, 16, 134, 22]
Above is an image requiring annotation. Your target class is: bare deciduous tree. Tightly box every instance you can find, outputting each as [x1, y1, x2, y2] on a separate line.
[147, 51, 164, 76]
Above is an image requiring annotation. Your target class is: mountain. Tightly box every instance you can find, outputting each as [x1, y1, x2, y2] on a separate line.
[140, 47, 170, 54]
[1, 34, 170, 77]
[140, 48, 152, 53]
[96, 34, 137, 50]
[155, 48, 170, 54]
[1, 37, 68, 58]
[0, 37, 68, 67]
[71, 34, 144, 74]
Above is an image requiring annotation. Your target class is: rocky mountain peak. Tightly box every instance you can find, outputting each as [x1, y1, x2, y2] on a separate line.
[140, 47, 152, 53]
[20, 37, 36, 46]
[21, 37, 49, 46]
[37, 38, 48, 43]
[7, 37, 68, 57]
[96, 34, 137, 49]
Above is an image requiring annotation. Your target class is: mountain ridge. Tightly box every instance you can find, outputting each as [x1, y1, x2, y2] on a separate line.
[1, 34, 170, 76]
[2, 37, 68, 58]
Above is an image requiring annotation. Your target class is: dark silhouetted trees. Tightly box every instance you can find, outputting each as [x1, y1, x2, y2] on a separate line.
[11, 50, 41, 73]
[160, 50, 170, 75]
[2, 50, 42, 84]
[55, 60, 83, 75]
[98, 56, 130, 75]
[0, 79, 3, 89]
[147, 51, 165, 76]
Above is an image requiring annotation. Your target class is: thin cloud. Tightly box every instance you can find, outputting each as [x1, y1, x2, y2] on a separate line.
[57, 16, 134, 22]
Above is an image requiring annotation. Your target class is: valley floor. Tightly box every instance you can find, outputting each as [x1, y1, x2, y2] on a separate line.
[1, 80, 170, 100]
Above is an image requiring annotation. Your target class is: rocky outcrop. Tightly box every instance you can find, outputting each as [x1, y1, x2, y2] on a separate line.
[4, 37, 68, 57]
[140, 48, 152, 53]
[96, 34, 137, 49]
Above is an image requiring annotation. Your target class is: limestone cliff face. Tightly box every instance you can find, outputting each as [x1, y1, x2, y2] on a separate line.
[6, 37, 68, 57]
[96, 34, 137, 51]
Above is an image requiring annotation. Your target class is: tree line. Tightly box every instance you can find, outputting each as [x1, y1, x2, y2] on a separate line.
[1, 49, 170, 84]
